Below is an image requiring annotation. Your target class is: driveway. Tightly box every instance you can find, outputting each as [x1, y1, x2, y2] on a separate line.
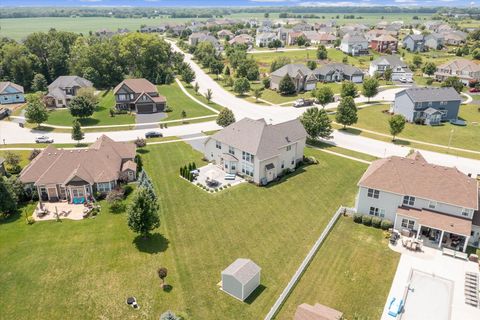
[180, 133, 208, 153]
[135, 112, 167, 129]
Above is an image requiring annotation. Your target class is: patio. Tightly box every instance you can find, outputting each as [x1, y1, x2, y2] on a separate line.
[33, 201, 97, 221]
[194, 163, 245, 190]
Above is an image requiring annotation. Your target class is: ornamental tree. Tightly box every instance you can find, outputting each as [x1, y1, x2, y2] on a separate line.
[335, 96, 358, 129]
[127, 187, 160, 239]
[69, 95, 96, 119]
[279, 74, 296, 95]
[233, 77, 251, 96]
[362, 77, 379, 102]
[216, 108, 236, 127]
[389, 114, 406, 141]
[300, 107, 333, 140]
[312, 86, 334, 108]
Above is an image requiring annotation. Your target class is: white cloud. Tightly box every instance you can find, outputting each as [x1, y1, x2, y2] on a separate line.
[249, 0, 288, 2]
[394, 0, 416, 3]
[299, 1, 375, 6]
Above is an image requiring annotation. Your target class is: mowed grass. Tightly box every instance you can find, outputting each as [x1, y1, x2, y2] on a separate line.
[276, 216, 400, 320]
[0, 141, 368, 319]
[339, 104, 480, 151]
[46, 90, 135, 127]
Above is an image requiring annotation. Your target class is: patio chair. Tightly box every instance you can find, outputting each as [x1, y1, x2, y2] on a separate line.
[126, 297, 140, 309]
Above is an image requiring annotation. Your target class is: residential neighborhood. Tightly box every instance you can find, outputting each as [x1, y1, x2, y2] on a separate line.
[0, 3, 480, 320]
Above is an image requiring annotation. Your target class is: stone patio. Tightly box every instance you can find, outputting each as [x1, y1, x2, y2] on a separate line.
[33, 202, 92, 221]
[194, 163, 245, 191]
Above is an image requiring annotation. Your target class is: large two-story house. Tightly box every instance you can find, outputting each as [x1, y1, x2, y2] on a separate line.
[402, 34, 425, 52]
[113, 78, 166, 114]
[270, 64, 317, 92]
[435, 59, 480, 85]
[0, 81, 25, 105]
[19, 135, 137, 203]
[204, 118, 307, 185]
[370, 34, 398, 53]
[355, 152, 480, 252]
[340, 34, 369, 56]
[369, 55, 412, 81]
[46, 76, 93, 108]
[393, 87, 461, 125]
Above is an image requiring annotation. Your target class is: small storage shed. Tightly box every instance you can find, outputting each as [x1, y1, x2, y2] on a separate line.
[221, 258, 261, 301]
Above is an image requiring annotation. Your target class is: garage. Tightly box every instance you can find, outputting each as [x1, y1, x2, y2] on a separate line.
[351, 75, 364, 83]
[136, 104, 155, 114]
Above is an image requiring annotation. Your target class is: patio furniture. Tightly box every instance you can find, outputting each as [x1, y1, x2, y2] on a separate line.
[126, 297, 140, 309]
[442, 248, 455, 257]
[455, 252, 468, 260]
[387, 297, 403, 317]
[225, 174, 236, 181]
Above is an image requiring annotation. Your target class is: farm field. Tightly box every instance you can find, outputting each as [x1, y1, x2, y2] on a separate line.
[276, 216, 400, 320]
[331, 103, 480, 152]
[0, 141, 369, 319]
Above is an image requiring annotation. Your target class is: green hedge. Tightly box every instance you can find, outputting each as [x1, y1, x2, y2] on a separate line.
[381, 219, 394, 230]
[372, 217, 382, 228]
[362, 215, 372, 226]
[353, 213, 363, 223]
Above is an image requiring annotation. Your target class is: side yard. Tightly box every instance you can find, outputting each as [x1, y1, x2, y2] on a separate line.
[275, 216, 400, 320]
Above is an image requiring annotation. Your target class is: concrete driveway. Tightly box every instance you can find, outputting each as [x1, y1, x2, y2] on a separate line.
[135, 112, 167, 129]
[180, 133, 208, 153]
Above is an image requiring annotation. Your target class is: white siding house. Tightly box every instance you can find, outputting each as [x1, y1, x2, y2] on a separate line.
[204, 118, 307, 185]
[221, 259, 261, 301]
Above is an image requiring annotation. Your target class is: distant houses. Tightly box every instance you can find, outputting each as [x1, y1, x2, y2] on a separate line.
[314, 63, 364, 83]
[402, 34, 425, 52]
[369, 56, 412, 81]
[270, 64, 317, 92]
[204, 118, 307, 185]
[113, 78, 166, 114]
[46, 76, 93, 108]
[393, 87, 462, 125]
[0, 81, 25, 105]
[435, 59, 480, 85]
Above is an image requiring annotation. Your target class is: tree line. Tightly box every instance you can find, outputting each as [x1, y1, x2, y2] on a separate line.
[0, 30, 183, 91]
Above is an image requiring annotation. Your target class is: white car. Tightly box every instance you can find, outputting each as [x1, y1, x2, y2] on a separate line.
[35, 136, 54, 144]
[399, 77, 407, 83]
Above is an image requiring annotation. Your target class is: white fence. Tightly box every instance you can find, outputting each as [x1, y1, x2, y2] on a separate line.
[264, 206, 346, 320]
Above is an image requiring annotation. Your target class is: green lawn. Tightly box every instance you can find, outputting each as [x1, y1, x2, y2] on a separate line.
[339, 104, 480, 151]
[45, 90, 135, 127]
[276, 216, 400, 320]
[0, 141, 368, 319]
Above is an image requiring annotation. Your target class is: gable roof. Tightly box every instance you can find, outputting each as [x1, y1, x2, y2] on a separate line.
[372, 34, 397, 42]
[208, 118, 307, 161]
[358, 152, 478, 209]
[314, 63, 363, 77]
[402, 87, 461, 103]
[342, 34, 367, 43]
[404, 34, 424, 41]
[437, 59, 480, 73]
[0, 81, 24, 94]
[222, 258, 260, 284]
[113, 78, 158, 95]
[20, 135, 136, 186]
[371, 55, 406, 68]
[270, 64, 314, 78]
[48, 76, 92, 91]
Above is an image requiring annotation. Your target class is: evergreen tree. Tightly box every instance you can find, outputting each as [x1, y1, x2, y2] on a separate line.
[278, 74, 296, 95]
[127, 187, 160, 238]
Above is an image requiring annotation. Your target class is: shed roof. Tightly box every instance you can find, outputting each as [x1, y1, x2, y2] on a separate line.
[222, 258, 261, 285]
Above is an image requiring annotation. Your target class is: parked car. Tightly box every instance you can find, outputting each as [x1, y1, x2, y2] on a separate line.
[145, 131, 163, 138]
[469, 87, 480, 93]
[293, 98, 314, 108]
[399, 77, 407, 83]
[35, 136, 54, 143]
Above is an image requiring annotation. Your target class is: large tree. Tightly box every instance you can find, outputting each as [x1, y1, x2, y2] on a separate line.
[335, 96, 358, 129]
[233, 77, 251, 96]
[0, 177, 18, 215]
[0, 42, 38, 90]
[300, 108, 333, 140]
[216, 108, 236, 127]
[31, 73, 48, 92]
[312, 86, 334, 108]
[441, 76, 464, 94]
[362, 77, 379, 102]
[340, 81, 358, 98]
[422, 62, 436, 76]
[279, 74, 296, 95]
[127, 187, 160, 238]
[235, 58, 259, 81]
[316, 45, 328, 60]
[270, 56, 291, 73]
[25, 96, 48, 127]
[180, 63, 195, 84]
[69, 96, 96, 119]
[389, 114, 406, 141]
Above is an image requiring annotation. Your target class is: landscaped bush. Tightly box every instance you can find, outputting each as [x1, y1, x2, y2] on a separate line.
[134, 138, 146, 148]
[303, 155, 318, 165]
[381, 219, 394, 230]
[372, 216, 382, 228]
[122, 184, 133, 196]
[353, 213, 363, 223]
[362, 215, 372, 226]
[425, 78, 433, 85]
[29, 149, 41, 161]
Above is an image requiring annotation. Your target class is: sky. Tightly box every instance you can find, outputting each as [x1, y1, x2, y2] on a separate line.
[0, 0, 474, 7]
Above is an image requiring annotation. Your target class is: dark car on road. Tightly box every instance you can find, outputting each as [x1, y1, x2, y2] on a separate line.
[145, 131, 163, 138]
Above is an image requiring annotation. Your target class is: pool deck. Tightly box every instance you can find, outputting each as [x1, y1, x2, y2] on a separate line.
[381, 243, 480, 320]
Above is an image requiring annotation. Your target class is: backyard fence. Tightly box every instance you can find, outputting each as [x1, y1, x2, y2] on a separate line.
[264, 206, 346, 320]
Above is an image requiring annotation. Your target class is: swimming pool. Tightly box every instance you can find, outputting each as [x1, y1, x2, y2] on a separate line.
[400, 269, 453, 320]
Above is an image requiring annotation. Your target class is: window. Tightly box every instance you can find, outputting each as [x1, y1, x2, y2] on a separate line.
[401, 218, 415, 229]
[97, 182, 112, 193]
[215, 141, 221, 149]
[242, 151, 254, 163]
[369, 207, 385, 217]
[403, 195, 415, 206]
[241, 163, 254, 177]
[281, 161, 285, 169]
[286, 145, 292, 151]
[367, 188, 380, 199]
[428, 201, 437, 209]
[228, 146, 235, 155]
[462, 208, 474, 217]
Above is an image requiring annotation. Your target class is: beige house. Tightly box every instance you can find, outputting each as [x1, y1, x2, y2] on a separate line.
[435, 59, 480, 85]
[46, 76, 93, 108]
[114, 78, 166, 114]
[204, 118, 307, 185]
[19, 135, 136, 203]
[270, 64, 317, 92]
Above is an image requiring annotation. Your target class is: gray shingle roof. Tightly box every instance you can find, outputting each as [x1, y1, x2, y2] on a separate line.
[208, 118, 307, 161]
[405, 34, 424, 41]
[270, 64, 313, 78]
[371, 55, 406, 68]
[48, 76, 93, 91]
[222, 259, 260, 285]
[314, 63, 363, 77]
[404, 87, 462, 103]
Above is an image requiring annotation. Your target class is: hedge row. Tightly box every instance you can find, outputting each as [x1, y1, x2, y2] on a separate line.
[180, 162, 197, 182]
[353, 213, 393, 230]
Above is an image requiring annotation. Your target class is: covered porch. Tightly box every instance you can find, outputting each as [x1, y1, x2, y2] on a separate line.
[397, 207, 472, 253]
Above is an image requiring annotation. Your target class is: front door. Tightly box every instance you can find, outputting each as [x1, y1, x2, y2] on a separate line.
[266, 169, 275, 182]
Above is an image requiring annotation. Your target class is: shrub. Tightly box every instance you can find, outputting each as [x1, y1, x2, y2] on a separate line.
[425, 78, 433, 85]
[262, 77, 271, 89]
[122, 184, 133, 196]
[381, 219, 394, 230]
[26, 215, 35, 225]
[29, 149, 41, 161]
[134, 138, 146, 148]
[353, 213, 363, 223]
[372, 217, 382, 228]
[362, 215, 372, 226]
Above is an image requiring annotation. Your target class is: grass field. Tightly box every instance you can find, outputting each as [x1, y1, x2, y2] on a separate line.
[0, 13, 433, 41]
[276, 216, 400, 319]
[0, 141, 371, 319]
[334, 104, 480, 152]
